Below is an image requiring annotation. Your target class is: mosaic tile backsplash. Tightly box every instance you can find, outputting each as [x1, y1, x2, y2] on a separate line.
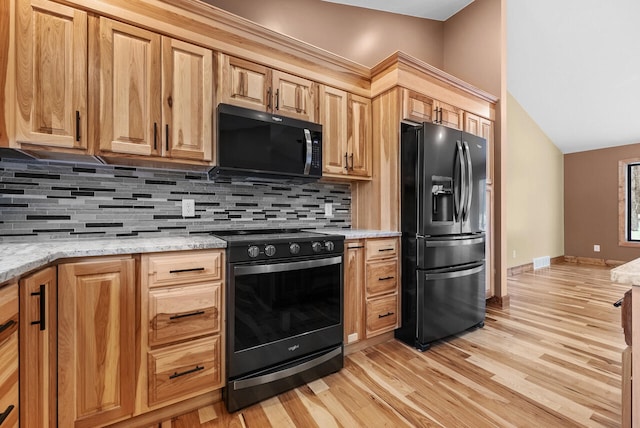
[0, 158, 351, 242]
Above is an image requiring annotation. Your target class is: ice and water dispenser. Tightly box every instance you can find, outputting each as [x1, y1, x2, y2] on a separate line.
[431, 176, 453, 222]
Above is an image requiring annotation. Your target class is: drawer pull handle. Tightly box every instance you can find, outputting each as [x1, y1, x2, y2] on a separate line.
[169, 365, 204, 380]
[169, 267, 205, 274]
[378, 248, 394, 252]
[0, 404, 15, 425]
[169, 310, 205, 320]
[0, 319, 16, 335]
[349, 245, 365, 249]
[378, 312, 395, 319]
[30, 284, 46, 331]
[378, 276, 395, 281]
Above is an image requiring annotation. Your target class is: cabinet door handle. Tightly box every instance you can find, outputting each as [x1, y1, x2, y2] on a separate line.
[267, 87, 272, 110]
[344, 152, 349, 170]
[30, 284, 46, 331]
[169, 267, 205, 274]
[169, 365, 204, 379]
[378, 276, 394, 281]
[0, 404, 15, 425]
[378, 312, 395, 319]
[275, 89, 280, 110]
[349, 153, 354, 170]
[75, 111, 81, 142]
[0, 319, 16, 336]
[169, 310, 205, 320]
[153, 122, 158, 151]
[165, 124, 169, 151]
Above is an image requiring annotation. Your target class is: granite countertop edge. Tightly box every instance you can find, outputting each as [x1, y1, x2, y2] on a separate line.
[0, 229, 401, 283]
[610, 257, 640, 287]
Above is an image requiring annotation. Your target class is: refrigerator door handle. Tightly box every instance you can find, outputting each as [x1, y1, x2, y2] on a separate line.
[462, 141, 473, 222]
[455, 140, 466, 223]
[423, 263, 484, 280]
[423, 236, 484, 247]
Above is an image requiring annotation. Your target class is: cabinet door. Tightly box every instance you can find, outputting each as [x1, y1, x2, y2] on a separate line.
[19, 267, 57, 428]
[344, 241, 365, 344]
[464, 112, 494, 184]
[15, 0, 87, 150]
[0, 283, 18, 428]
[272, 70, 316, 122]
[97, 18, 161, 156]
[216, 53, 271, 111]
[162, 37, 213, 161]
[319, 85, 347, 176]
[347, 94, 372, 177]
[58, 257, 135, 428]
[435, 101, 463, 130]
[402, 89, 434, 123]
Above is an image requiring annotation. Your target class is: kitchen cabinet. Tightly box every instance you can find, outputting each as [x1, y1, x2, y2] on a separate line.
[402, 89, 463, 130]
[139, 250, 224, 411]
[217, 53, 317, 122]
[96, 18, 212, 162]
[14, 0, 88, 152]
[320, 86, 372, 179]
[344, 240, 365, 344]
[0, 282, 18, 428]
[19, 267, 57, 428]
[343, 237, 400, 345]
[58, 256, 136, 428]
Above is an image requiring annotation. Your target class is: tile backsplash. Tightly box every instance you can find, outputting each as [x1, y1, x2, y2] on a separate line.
[0, 158, 351, 242]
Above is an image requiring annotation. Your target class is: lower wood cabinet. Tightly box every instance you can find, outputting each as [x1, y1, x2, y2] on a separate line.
[58, 256, 136, 428]
[19, 267, 57, 428]
[0, 282, 18, 428]
[344, 237, 400, 346]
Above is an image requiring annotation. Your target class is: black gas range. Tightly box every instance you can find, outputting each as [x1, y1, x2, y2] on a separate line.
[212, 228, 345, 412]
[211, 228, 345, 263]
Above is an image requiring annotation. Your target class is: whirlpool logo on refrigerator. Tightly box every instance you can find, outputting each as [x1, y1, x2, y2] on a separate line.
[288, 344, 300, 352]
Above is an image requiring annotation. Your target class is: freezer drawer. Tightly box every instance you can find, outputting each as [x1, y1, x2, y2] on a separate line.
[418, 235, 484, 270]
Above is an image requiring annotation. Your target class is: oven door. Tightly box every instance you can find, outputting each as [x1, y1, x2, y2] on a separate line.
[228, 255, 343, 379]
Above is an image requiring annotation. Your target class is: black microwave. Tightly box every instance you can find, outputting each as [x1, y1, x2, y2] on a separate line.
[211, 103, 322, 182]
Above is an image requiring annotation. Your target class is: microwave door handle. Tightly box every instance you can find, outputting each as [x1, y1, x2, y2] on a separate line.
[303, 129, 312, 175]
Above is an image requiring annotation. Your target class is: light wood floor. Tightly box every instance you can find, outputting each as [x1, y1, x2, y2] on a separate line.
[170, 263, 628, 427]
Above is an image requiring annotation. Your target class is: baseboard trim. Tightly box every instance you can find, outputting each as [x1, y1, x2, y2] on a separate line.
[344, 331, 395, 355]
[487, 294, 510, 308]
[563, 256, 626, 267]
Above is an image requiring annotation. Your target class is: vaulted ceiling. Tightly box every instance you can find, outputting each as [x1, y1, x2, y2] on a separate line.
[326, 0, 640, 154]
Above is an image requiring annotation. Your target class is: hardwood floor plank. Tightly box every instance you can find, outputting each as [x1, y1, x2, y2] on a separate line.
[166, 263, 624, 428]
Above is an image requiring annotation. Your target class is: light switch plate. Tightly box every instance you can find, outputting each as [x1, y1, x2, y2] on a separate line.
[324, 202, 333, 217]
[182, 199, 195, 217]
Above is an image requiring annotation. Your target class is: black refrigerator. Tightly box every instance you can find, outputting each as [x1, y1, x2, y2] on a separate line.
[395, 122, 486, 351]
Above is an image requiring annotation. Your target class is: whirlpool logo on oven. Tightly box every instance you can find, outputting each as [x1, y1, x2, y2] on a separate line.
[288, 344, 300, 352]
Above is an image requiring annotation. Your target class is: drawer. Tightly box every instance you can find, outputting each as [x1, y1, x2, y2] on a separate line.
[365, 238, 398, 261]
[146, 250, 224, 288]
[366, 294, 398, 337]
[366, 260, 398, 297]
[148, 336, 222, 406]
[0, 332, 18, 428]
[0, 284, 18, 347]
[149, 283, 222, 347]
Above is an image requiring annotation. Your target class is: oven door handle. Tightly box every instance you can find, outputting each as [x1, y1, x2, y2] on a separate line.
[234, 256, 342, 276]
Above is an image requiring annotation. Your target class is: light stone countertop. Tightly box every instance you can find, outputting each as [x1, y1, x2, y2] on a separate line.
[307, 229, 402, 240]
[0, 236, 226, 284]
[0, 229, 400, 284]
[610, 257, 640, 286]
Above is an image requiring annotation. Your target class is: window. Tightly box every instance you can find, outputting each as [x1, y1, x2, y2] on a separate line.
[619, 158, 640, 246]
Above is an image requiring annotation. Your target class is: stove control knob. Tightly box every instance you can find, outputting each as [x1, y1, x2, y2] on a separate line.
[289, 243, 301, 255]
[312, 241, 323, 253]
[247, 245, 260, 258]
[324, 241, 335, 251]
[264, 244, 277, 257]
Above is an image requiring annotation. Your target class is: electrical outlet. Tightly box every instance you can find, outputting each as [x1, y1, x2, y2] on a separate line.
[347, 333, 358, 344]
[182, 199, 195, 217]
[593, 244, 600, 252]
[512, 250, 516, 259]
[324, 202, 333, 217]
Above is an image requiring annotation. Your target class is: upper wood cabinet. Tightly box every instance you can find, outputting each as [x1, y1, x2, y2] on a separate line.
[95, 18, 212, 162]
[217, 53, 317, 122]
[14, 0, 88, 151]
[402, 89, 463, 130]
[319, 85, 371, 179]
[58, 257, 136, 428]
[464, 112, 494, 184]
[19, 266, 57, 428]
